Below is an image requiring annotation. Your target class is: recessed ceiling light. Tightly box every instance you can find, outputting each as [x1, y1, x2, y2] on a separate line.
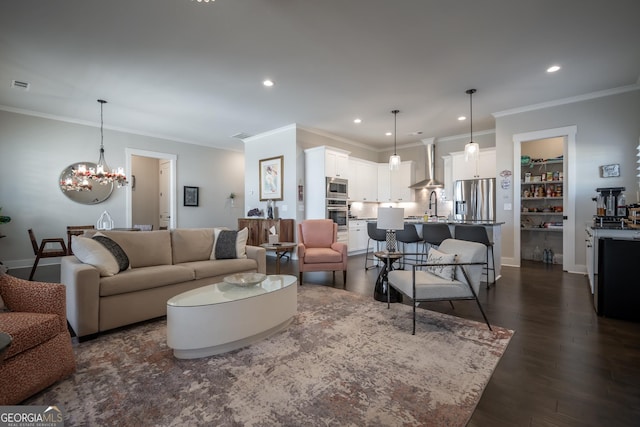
[353, 118, 362, 124]
[263, 79, 275, 87]
[546, 65, 561, 73]
[458, 116, 466, 121]
[385, 132, 392, 136]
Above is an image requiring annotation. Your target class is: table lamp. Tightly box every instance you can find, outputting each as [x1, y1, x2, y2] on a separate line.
[377, 207, 405, 252]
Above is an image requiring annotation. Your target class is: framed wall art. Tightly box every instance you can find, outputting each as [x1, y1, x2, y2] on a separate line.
[259, 156, 283, 201]
[599, 164, 620, 178]
[183, 186, 199, 207]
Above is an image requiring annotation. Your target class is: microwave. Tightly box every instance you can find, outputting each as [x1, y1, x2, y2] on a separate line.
[326, 177, 348, 199]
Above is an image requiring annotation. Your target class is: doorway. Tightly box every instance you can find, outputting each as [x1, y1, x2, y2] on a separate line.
[513, 126, 577, 272]
[125, 148, 177, 229]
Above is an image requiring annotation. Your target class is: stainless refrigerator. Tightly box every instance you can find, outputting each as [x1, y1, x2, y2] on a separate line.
[453, 178, 496, 221]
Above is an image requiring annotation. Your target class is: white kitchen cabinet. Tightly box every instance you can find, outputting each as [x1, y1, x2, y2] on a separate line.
[377, 160, 414, 202]
[377, 163, 391, 202]
[325, 149, 349, 178]
[348, 220, 369, 253]
[449, 148, 496, 181]
[349, 158, 378, 202]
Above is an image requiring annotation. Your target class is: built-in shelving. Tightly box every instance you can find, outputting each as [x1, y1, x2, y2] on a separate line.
[520, 154, 564, 262]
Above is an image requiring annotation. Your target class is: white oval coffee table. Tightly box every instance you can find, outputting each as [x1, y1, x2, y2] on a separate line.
[166, 274, 297, 359]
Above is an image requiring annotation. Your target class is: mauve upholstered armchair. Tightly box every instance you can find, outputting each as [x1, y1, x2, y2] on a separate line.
[0, 274, 76, 404]
[297, 219, 348, 286]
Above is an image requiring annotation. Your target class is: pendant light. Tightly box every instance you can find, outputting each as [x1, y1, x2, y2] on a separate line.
[464, 89, 479, 177]
[87, 100, 128, 188]
[389, 109, 401, 171]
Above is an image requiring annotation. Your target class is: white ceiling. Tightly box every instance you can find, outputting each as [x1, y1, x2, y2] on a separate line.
[1, 0, 639, 152]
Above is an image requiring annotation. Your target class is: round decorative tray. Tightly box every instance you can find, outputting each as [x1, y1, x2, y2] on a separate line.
[223, 273, 266, 287]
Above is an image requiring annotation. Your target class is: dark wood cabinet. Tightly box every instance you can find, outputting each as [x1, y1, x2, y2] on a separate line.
[237, 218, 295, 246]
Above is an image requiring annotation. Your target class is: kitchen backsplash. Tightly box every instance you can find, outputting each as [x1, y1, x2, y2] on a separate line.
[349, 192, 453, 220]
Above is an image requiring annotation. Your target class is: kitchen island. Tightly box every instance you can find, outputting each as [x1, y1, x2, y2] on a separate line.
[349, 218, 503, 282]
[406, 220, 503, 281]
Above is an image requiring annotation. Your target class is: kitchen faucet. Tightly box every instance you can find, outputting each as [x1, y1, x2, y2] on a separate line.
[428, 190, 438, 218]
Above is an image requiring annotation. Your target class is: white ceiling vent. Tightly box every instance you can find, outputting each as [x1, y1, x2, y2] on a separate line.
[231, 132, 253, 140]
[11, 80, 30, 91]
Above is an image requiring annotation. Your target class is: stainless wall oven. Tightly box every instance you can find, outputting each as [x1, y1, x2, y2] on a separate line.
[326, 198, 348, 231]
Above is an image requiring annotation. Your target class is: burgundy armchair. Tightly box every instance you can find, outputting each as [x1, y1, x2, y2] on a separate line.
[297, 219, 348, 285]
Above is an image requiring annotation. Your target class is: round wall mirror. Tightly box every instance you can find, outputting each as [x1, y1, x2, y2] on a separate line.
[59, 162, 114, 204]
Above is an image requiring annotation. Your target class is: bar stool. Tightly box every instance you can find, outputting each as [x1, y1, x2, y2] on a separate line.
[421, 223, 452, 252]
[454, 225, 495, 288]
[396, 223, 425, 267]
[365, 222, 387, 270]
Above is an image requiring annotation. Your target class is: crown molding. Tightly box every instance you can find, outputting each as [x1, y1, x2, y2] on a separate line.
[296, 125, 374, 150]
[0, 104, 244, 152]
[242, 123, 297, 142]
[492, 83, 640, 118]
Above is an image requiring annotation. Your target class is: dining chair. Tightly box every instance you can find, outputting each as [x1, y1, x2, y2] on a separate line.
[28, 229, 67, 281]
[66, 225, 95, 255]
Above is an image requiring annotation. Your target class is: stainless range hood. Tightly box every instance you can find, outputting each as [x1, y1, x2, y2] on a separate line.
[410, 141, 443, 189]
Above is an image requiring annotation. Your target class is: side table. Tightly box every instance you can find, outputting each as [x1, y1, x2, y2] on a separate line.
[373, 251, 403, 303]
[260, 242, 297, 274]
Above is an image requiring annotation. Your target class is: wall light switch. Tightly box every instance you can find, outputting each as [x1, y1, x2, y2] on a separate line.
[504, 203, 512, 211]
[281, 205, 288, 212]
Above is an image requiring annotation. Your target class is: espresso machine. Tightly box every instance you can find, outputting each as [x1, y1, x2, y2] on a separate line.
[593, 187, 626, 226]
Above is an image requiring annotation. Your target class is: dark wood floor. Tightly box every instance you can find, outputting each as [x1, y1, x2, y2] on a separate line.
[19, 255, 640, 426]
[278, 255, 640, 427]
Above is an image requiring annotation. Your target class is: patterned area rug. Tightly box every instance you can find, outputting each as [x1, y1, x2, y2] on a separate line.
[26, 285, 513, 426]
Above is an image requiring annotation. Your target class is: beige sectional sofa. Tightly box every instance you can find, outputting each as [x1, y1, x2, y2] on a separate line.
[61, 228, 266, 339]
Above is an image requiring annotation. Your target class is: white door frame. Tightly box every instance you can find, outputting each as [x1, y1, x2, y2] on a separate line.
[125, 148, 177, 229]
[513, 126, 577, 272]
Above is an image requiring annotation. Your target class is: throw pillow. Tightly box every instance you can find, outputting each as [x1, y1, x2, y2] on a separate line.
[72, 235, 120, 276]
[93, 233, 130, 272]
[210, 227, 248, 260]
[426, 248, 457, 281]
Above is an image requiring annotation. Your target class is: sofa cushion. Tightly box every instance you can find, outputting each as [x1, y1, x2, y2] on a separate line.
[426, 248, 457, 281]
[0, 312, 61, 359]
[210, 228, 248, 260]
[98, 230, 172, 268]
[171, 228, 215, 264]
[99, 265, 195, 297]
[303, 247, 343, 263]
[178, 258, 258, 280]
[93, 233, 129, 272]
[72, 235, 121, 276]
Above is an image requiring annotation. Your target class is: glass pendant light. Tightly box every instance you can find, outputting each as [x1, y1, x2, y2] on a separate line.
[389, 109, 401, 171]
[464, 89, 479, 177]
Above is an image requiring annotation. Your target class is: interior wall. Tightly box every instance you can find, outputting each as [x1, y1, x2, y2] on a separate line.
[0, 109, 245, 267]
[243, 125, 298, 224]
[495, 88, 640, 269]
[131, 155, 160, 229]
[522, 137, 564, 159]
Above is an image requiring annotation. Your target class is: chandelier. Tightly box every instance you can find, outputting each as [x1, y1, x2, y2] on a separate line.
[63, 100, 128, 192]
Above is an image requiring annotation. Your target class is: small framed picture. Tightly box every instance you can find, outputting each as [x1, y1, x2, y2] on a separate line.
[600, 164, 620, 178]
[184, 186, 199, 207]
